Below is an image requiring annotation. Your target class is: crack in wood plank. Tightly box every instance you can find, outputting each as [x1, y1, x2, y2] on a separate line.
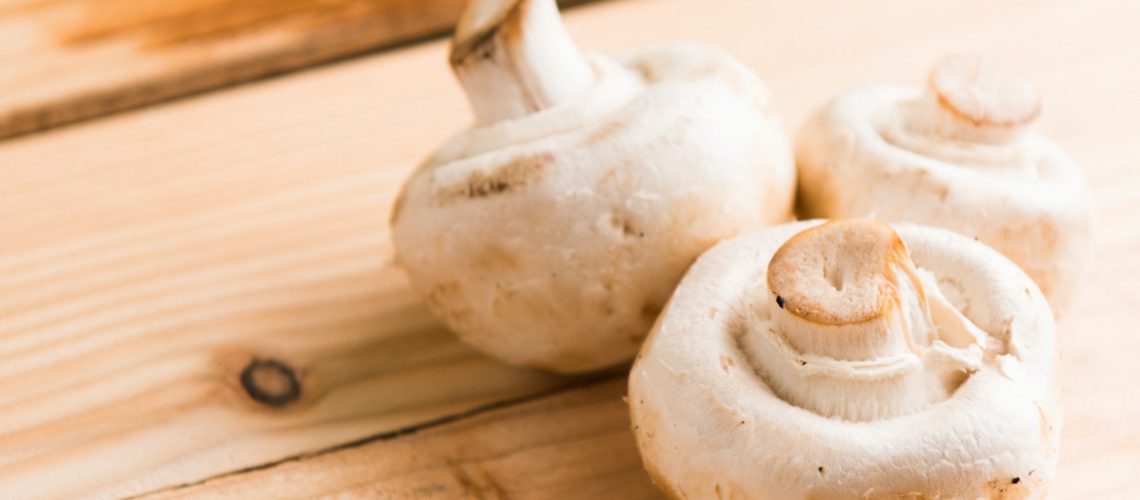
[129, 373, 619, 498]
[140, 377, 661, 499]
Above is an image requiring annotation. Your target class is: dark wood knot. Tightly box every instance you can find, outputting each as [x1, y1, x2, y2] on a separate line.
[240, 358, 301, 408]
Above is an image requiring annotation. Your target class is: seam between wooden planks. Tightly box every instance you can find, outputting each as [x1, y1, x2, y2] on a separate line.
[0, 0, 599, 142]
[128, 369, 628, 498]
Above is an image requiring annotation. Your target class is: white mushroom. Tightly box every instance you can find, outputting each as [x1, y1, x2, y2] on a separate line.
[629, 219, 1060, 499]
[795, 55, 1093, 312]
[391, 0, 795, 373]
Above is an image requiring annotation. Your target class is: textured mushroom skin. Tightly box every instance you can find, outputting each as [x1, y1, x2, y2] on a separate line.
[392, 44, 795, 373]
[629, 221, 1060, 499]
[796, 85, 1093, 312]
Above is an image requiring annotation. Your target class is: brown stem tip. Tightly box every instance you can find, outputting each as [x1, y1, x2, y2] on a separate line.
[929, 54, 1041, 128]
[449, 0, 595, 124]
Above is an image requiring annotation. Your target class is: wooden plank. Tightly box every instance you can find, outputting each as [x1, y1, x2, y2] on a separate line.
[0, 37, 582, 493]
[143, 378, 660, 499]
[0, 0, 588, 140]
[1, 0, 1139, 498]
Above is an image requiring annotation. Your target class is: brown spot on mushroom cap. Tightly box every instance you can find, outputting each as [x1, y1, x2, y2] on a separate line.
[629, 58, 661, 83]
[426, 281, 475, 327]
[720, 355, 735, 372]
[609, 213, 639, 238]
[767, 219, 915, 326]
[983, 476, 1033, 499]
[472, 244, 519, 272]
[912, 169, 951, 202]
[929, 54, 1041, 128]
[936, 184, 950, 201]
[437, 152, 552, 201]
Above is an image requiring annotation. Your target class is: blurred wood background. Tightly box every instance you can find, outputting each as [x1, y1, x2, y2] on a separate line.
[0, 0, 587, 140]
[2, 0, 1139, 498]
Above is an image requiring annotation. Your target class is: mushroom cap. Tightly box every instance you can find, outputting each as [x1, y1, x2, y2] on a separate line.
[795, 57, 1093, 312]
[629, 220, 1060, 499]
[392, 43, 795, 373]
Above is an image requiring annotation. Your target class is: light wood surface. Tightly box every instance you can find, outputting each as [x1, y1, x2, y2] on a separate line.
[0, 0, 588, 140]
[146, 379, 660, 499]
[1, 0, 1138, 498]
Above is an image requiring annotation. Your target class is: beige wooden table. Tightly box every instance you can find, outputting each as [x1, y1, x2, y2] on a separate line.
[1, 0, 1138, 498]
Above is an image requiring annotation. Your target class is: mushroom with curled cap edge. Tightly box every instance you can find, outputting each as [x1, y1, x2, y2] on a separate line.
[630, 219, 1060, 499]
[391, 0, 795, 373]
[795, 55, 1093, 313]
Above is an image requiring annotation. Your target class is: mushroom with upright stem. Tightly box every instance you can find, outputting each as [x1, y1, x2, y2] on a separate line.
[392, 0, 795, 373]
[630, 219, 1060, 498]
[795, 55, 1093, 312]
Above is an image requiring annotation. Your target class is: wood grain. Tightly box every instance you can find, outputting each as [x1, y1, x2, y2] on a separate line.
[0, 0, 588, 140]
[144, 379, 660, 499]
[0, 53, 579, 495]
[1, 0, 1139, 498]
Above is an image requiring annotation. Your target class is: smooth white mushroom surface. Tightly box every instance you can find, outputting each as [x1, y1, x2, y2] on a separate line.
[795, 55, 1093, 312]
[391, 0, 794, 373]
[629, 219, 1060, 499]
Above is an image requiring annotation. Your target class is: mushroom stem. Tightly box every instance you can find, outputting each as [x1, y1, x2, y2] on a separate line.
[753, 219, 981, 421]
[905, 54, 1040, 144]
[450, 0, 597, 125]
[767, 219, 933, 363]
